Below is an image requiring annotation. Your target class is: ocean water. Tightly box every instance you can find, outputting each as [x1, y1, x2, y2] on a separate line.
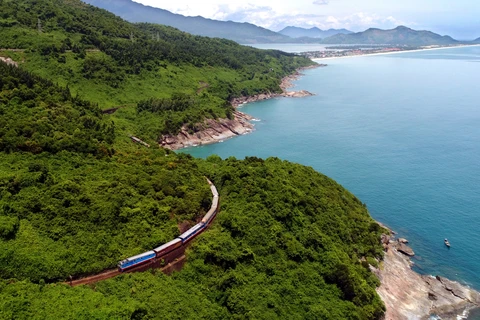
[181, 46, 480, 317]
[248, 43, 337, 53]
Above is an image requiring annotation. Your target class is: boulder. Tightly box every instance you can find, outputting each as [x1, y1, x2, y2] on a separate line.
[381, 234, 390, 244]
[396, 242, 415, 256]
[398, 238, 409, 243]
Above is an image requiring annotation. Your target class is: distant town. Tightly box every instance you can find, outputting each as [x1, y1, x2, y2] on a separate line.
[299, 44, 464, 59]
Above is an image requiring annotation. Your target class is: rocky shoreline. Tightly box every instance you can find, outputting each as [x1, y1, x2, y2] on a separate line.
[160, 64, 323, 150]
[160, 110, 255, 150]
[375, 231, 480, 319]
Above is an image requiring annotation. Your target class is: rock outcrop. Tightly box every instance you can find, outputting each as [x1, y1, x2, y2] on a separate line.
[160, 111, 254, 150]
[230, 89, 314, 108]
[0, 56, 18, 67]
[375, 234, 480, 319]
[395, 242, 415, 256]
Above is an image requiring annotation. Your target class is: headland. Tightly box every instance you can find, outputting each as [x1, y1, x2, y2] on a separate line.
[161, 56, 480, 319]
[160, 64, 322, 150]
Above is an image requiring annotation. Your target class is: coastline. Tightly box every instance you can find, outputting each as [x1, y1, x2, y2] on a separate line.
[311, 44, 480, 62]
[160, 111, 256, 150]
[161, 44, 480, 318]
[376, 229, 480, 319]
[160, 64, 321, 150]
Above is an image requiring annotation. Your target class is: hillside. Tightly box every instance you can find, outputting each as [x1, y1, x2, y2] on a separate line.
[81, 0, 292, 44]
[0, 0, 390, 318]
[279, 26, 352, 39]
[0, 0, 313, 147]
[321, 26, 458, 45]
[0, 62, 386, 318]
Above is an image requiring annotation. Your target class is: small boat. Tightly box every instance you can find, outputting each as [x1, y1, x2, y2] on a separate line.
[444, 238, 451, 247]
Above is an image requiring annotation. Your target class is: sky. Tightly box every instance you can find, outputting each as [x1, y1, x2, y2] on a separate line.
[133, 0, 480, 40]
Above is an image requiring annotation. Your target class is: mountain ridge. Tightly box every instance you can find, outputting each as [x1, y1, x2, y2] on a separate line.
[82, 0, 292, 44]
[321, 25, 459, 45]
[81, 1, 463, 46]
[279, 26, 352, 39]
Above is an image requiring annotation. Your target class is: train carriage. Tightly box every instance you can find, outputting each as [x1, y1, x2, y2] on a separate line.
[153, 238, 182, 258]
[210, 185, 218, 197]
[178, 223, 205, 243]
[201, 207, 217, 225]
[211, 195, 219, 209]
[118, 250, 155, 272]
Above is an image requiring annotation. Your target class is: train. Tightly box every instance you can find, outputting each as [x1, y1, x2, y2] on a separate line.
[117, 180, 219, 272]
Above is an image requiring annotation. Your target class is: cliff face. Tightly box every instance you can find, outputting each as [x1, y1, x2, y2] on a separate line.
[374, 237, 480, 319]
[159, 65, 321, 150]
[159, 88, 315, 150]
[160, 111, 254, 150]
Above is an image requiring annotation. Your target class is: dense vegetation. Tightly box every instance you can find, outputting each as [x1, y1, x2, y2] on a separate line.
[0, 0, 313, 143]
[0, 150, 212, 283]
[0, 63, 114, 155]
[0, 61, 387, 317]
[0, 0, 386, 318]
[0, 151, 386, 318]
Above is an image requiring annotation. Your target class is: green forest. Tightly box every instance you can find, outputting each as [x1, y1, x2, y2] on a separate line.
[0, 0, 386, 318]
[0, 0, 313, 144]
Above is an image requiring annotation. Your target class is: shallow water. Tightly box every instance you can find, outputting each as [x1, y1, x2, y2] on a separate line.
[182, 46, 480, 312]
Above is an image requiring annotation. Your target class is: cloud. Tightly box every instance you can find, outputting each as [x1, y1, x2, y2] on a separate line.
[210, 4, 409, 32]
[213, 4, 274, 22]
[331, 12, 408, 31]
[212, 4, 327, 30]
[313, 0, 329, 5]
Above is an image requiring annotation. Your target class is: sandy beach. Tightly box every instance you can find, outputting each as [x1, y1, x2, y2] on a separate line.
[311, 44, 480, 62]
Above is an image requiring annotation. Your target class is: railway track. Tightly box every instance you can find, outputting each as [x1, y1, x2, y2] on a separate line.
[67, 256, 187, 287]
[67, 269, 120, 287]
[65, 178, 218, 287]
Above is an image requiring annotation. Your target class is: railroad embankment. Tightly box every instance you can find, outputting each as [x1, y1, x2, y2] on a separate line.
[66, 179, 218, 287]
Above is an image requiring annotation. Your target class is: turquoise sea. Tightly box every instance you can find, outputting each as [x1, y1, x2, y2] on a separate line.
[182, 45, 480, 317]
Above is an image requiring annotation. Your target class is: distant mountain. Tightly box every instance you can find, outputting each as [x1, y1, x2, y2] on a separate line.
[473, 37, 480, 44]
[321, 26, 458, 45]
[82, 0, 292, 44]
[279, 26, 352, 39]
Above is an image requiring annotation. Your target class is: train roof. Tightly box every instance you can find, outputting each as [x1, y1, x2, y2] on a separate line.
[201, 207, 217, 223]
[206, 207, 216, 216]
[153, 238, 181, 252]
[178, 223, 204, 239]
[210, 185, 218, 196]
[120, 250, 155, 263]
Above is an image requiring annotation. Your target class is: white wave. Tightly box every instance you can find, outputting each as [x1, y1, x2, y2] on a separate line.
[456, 308, 470, 320]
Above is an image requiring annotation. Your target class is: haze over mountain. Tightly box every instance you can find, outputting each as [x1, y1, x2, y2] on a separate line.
[322, 26, 459, 45]
[82, 0, 292, 44]
[279, 26, 352, 39]
[82, 0, 463, 46]
[135, 0, 480, 40]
